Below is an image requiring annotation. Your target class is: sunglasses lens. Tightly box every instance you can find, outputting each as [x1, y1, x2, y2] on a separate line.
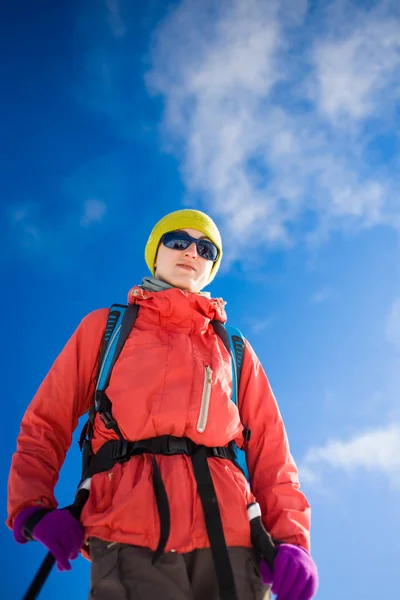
[163, 233, 190, 250]
[198, 240, 218, 261]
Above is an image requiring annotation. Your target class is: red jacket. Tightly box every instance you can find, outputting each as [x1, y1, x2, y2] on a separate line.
[7, 286, 311, 554]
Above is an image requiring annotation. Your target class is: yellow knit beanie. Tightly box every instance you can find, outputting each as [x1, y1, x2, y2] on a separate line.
[145, 209, 223, 285]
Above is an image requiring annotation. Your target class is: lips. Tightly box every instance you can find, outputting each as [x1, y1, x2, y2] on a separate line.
[176, 262, 196, 272]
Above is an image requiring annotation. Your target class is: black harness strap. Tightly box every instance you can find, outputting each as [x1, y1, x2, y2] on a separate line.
[151, 456, 171, 564]
[80, 434, 238, 585]
[82, 436, 234, 480]
[191, 446, 238, 600]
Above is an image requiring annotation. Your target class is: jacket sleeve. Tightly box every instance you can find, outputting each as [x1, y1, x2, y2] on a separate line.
[238, 339, 311, 552]
[6, 309, 108, 529]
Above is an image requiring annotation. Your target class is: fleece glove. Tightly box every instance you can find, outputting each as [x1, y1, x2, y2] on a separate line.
[260, 543, 318, 600]
[13, 506, 84, 572]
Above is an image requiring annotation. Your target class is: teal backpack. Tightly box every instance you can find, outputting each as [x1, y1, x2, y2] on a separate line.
[78, 303, 254, 600]
[79, 303, 250, 481]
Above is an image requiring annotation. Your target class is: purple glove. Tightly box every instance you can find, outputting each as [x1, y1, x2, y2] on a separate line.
[260, 544, 318, 600]
[13, 506, 84, 572]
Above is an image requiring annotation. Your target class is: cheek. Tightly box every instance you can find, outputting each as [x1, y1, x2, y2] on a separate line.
[154, 246, 166, 269]
[154, 246, 176, 274]
[199, 261, 213, 280]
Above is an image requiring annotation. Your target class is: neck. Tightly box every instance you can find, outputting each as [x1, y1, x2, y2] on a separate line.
[140, 276, 211, 298]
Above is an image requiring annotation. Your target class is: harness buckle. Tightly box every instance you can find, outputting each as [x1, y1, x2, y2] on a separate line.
[161, 436, 196, 455]
[211, 446, 232, 460]
[243, 426, 252, 443]
[100, 411, 118, 430]
[164, 436, 183, 455]
[111, 440, 129, 460]
[211, 447, 222, 458]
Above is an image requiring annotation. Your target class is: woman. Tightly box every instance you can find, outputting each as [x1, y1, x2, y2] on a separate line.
[8, 209, 318, 600]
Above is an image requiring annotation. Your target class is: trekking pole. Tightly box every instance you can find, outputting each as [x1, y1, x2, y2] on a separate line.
[247, 502, 278, 570]
[22, 488, 89, 600]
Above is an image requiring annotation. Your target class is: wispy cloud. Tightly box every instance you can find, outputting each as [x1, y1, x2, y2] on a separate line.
[6, 194, 107, 261]
[310, 287, 331, 304]
[301, 424, 400, 489]
[310, 10, 400, 121]
[105, 0, 126, 38]
[80, 199, 107, 227]
[386, 298, 400, 348]
[8, 205, 42, 250]
[248, 316, 274, 334]
[146, 0, 400, 260]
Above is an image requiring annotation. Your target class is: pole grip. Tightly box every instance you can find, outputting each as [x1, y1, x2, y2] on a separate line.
[247, 502, 278, 570]
[22, 489, 90, 600]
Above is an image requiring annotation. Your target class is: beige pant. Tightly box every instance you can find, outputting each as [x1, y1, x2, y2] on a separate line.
[88, 538, 271, 600]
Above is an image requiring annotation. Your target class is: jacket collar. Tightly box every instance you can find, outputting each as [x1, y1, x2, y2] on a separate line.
[127, 285, 227, 325]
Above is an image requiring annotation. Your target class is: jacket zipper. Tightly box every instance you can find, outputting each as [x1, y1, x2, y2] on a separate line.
[197, 366, 213, 433]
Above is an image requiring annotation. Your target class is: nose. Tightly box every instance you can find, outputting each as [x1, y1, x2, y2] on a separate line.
[184, 242, 198, 258]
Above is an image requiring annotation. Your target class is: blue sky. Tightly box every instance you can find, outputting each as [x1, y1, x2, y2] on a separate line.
[2, 0, 400, 598]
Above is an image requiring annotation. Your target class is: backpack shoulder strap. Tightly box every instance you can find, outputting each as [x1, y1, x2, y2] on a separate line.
[211, 321, 245, 405]
[80, 303, 139, 449]
[211, 321, 250, 481]
[96, 303, 139, 399]
[225, 325, 250, 481]
[210, 321, 245, 406]
[224, 325, 245, 408]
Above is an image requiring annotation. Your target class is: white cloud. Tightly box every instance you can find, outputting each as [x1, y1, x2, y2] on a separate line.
[13, 209, 27, 222]
[298, 464, 320, 486]
[386, 298, 400, 348]
[249, 317, 274, 334]
[8, 205, 42, 249]
[80, 199, 107, 227]
[310, 287, 331, 304]
[105, 0, 125, 38]
[301, 424, 400, 488]
[146, 0, 400, 262]
[311, 16, 400, 121]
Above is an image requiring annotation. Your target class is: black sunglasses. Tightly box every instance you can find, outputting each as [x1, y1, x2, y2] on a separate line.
[161, 231, 219, 262]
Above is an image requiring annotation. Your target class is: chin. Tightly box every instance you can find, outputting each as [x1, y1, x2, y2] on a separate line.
[175, 278, 200, 293]
[176, 281, 195, 292]
[159, 270, 201, 292]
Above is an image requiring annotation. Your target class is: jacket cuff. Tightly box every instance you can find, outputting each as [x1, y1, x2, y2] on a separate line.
[13, 506, 42, 544]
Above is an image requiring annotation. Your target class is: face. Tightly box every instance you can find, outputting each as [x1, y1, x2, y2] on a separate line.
[154, 228, 215, 292]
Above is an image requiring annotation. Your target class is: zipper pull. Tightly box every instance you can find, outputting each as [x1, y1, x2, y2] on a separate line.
[197, 366, 213, 433]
